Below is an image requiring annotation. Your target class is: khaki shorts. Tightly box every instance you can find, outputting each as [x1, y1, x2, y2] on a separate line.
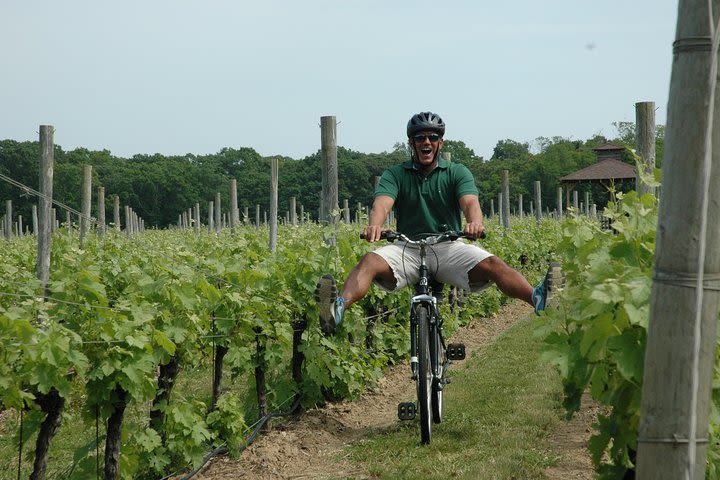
[372, 240, 495, 293]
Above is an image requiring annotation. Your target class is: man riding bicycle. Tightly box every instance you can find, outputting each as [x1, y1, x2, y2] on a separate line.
[315, 111, 558, 335]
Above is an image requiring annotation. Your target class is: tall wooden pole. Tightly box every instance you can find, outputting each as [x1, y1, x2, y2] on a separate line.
[269, 158, 278, 252]
[113, 195, 120, 231]
[291, 196, 297, 226]
[501, 170, 510, 229]
[637, 2, 720, 478]
[4, 200, 12, 240]
[32, 205, 38, 236]
[124, 206, 131, 236]
[214, 192, 222, 235]
[320, 115, 339, 225]
[534, 181, 542, 223]
[518, 194, 523, 219]
[193, 203, 200, 235]
[37, 126, 54, 294]
[584, 191, 590, 216]
[343, 199, 350, 224]
[229, 179, 239, 233]
[97, 186, 106, 235]
[557, 187, 563, 221]
[636, 101, 657, 196]
[80, 165, 92, 245]
[208, 201, 214, 233]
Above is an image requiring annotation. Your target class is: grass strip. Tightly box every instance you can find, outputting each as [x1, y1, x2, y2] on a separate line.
[345, 314, 564, 480]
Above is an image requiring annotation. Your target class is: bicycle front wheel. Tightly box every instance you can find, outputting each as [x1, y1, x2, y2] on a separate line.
[417, 305, 432, 444]
[431, 318, 444, 424]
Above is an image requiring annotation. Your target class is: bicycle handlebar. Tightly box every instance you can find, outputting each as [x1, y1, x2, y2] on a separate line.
[360, 229, 486, 243]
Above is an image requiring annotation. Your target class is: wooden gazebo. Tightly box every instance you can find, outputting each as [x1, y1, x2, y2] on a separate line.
[560, 143, 637, 208]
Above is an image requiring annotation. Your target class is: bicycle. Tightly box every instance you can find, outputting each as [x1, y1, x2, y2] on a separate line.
[362, 228, 485, 444]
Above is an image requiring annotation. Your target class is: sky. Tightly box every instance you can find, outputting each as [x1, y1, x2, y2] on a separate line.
[2, 1, 678, 161]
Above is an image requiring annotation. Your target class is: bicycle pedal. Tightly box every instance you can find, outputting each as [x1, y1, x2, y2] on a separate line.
[398, 402, 416, 420]
[447, 343, 466, 360]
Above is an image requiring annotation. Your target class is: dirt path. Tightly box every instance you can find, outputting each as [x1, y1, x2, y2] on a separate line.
[192, 301, 596, 480]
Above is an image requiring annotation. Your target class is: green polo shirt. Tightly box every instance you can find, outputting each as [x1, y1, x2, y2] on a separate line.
[374, 158, 479, 240]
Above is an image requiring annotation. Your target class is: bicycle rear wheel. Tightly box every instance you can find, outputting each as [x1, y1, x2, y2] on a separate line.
[417, 305, 432, 444]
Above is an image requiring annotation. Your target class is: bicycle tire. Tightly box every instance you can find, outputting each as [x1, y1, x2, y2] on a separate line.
[431, 315, 444, 424]
[417, 305, 432, 444]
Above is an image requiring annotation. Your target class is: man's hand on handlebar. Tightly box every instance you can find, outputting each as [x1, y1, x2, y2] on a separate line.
[362, 225, 389, 243]
[463, 222, 487, 240]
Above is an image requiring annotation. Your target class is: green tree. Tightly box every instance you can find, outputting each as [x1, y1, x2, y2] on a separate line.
[491, 139, 531, 161]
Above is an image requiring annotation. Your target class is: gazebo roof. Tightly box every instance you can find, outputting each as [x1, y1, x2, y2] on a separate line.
[560, 158, 637, 182]
[592, 142, 626, 152]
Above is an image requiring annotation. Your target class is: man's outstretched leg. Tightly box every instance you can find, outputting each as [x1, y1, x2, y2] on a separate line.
[314, 252, 395, 335]
[531, 262, 563, 313]
[314, 274, 344, 335]
[469, 257, 563, 314]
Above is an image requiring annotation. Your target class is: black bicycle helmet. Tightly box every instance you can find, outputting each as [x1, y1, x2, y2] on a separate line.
[407, 111, 445, 138]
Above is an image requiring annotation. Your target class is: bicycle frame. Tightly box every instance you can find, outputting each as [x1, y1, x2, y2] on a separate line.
[409, 241, 440, 380]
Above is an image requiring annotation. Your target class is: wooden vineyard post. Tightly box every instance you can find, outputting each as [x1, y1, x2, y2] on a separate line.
[501, 170, 510, 229]
[32, 205, 38, 236]
[124, 206, 131, 237]
[291, 196, 297, 226]
[518, 194, 523, 219]
[490, 198, 495, 218]
[637, 2, 720, 477]
[80, 165, 92, 246]
[98, 186, 106, 235]
[37, 126, 54, 294]
[214, 192, 221, 235]
[320, 115, 339, 226]
[343, 199, 350, 223]
[636, 101, 657, 196]
[5, 200, 12, 239]
[229, 179, 239, 233]
[30, 125, 67, 480]
[534, 181, 542, 222]
[585, 191, 591, 216]
[193, 203, 200, 235]
[557, 187, 563, 221]
[113, 195, 120, 231]
[208, 201, 214, 233]
[269, 157, 278, 252]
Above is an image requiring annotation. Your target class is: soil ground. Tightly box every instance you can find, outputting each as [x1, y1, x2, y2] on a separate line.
[190, 301, 597, 480]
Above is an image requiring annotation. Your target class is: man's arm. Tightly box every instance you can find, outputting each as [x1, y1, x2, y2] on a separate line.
[363, 195, 395, 242]
[458, 194, 485, 238]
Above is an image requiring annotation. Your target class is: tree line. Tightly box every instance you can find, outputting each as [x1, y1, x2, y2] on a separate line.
[0, 123, 664, 229]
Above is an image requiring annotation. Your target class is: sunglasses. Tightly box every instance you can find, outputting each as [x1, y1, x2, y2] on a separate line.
[413, 133, 441, 143]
